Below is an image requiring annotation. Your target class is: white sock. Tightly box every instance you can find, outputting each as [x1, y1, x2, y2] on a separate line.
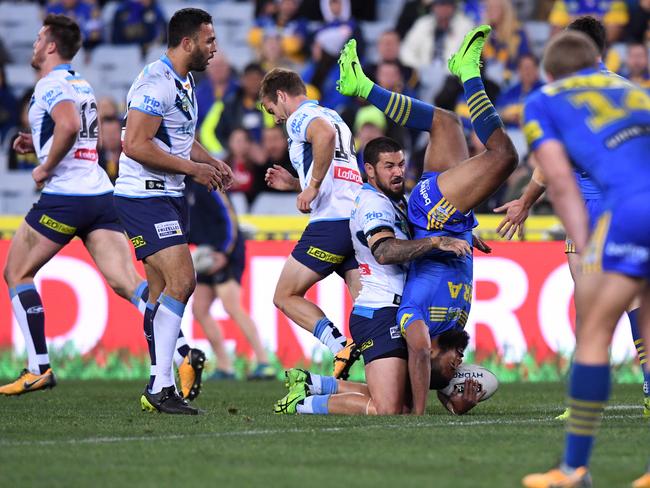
[307, 372, 322, 395]
[173, 334, 188, 367]
[150, 294, 185, 393]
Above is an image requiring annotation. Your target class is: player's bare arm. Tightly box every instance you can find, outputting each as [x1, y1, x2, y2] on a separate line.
[32, 100, 80, 187]
[123, 109, 221, 191]
[368, 230, 470, 265]
[190, 139, 234, 190]
[296, 118, 336, 213]
[494, 163, 546, 240]
[533, 140, 589, 252]
[265, 164, 300, 191]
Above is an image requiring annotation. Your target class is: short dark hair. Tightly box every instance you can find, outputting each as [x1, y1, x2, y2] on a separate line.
[259, 68, 306, 103]
[43, 14, 82, 61]
[168, 8, 212, 48]
[567, 16, 606, 56]
[543, 31, 599, 79]
[437, 328, 470, 353]
[363, 137, 403, 166]
[243, 62, 266, 77]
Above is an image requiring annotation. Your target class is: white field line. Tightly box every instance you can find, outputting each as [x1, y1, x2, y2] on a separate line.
[0, 412, 639, 448]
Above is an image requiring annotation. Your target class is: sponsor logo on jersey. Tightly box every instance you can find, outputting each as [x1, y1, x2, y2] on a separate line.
[145, 180, 165, 190]
[605, 242, 650, 262]
[39, 214, 76, 235]
[419, 179, 431, 205]
[358, 263, 371, 275]
[306, 246, 345, 264]
[290, 112, 308, 136]
[27, 306, 44, 314]
[389, 325, 401, 339]
[364, 211, 383, 221]
[130, 235, 146, 248]
[140, 95, 162, 114]
[155, 220, 182, 239]
[74, 148, 98, 161]
[42, 89, 63, 108]
[334, 166, 362, 184]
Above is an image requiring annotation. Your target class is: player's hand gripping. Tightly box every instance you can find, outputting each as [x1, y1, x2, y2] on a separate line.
[493, 198, 529, 240]
[446, 378, 486, 415]
[265, 164, 299, 191]
[296, 185, 318, 214]
[212, 158, 234, 191]
[436, 236, 471, 257]
[32, 165, 51, 189]
[13, 132, 35, 154]
[472, 233, 492, 254]
[191, 162, 223, 192]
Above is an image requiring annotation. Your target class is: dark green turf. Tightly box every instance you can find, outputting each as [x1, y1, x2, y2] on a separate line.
[0, 381, 646, 488]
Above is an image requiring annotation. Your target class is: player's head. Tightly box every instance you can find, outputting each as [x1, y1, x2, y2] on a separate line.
[259, 68, 307, 124]
[32, 14, 82, 69]
[429, 329, 470, 390]
[567, 16, 606, 58]
[363, 137, 405, 200]
[542, 31, 599, 81]
[168, 8, 216, 72]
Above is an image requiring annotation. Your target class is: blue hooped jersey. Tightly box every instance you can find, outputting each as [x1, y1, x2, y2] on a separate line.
[408, 171, 478, 257]
[524, 68, 650, 205]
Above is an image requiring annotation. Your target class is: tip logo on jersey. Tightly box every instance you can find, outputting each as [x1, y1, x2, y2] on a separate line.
[141, 95, 161, 114]
[290, 113, 308, 135]
[42, 89, 63, 108]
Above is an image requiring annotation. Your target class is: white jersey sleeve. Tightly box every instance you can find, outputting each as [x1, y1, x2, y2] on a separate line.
[286, 101, 362, 222]
[115, 57, 198, 198]
[29, 67, 113, 196]
[351, 185, 409, 309]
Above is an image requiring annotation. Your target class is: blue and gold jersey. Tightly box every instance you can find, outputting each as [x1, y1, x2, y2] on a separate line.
[524, 68, 650, 204]
[408, 171, 478, 254]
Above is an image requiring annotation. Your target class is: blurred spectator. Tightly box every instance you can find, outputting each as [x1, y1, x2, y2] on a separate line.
[548, 0, 628, 43]
[354, 107, 386, 175]
[0, 66, 18, 147]
[8, 89, 38, 171]
[395, 0, 434, 39]
[98, 116, 122, 184]
[196, 53, 238, 156]
[365, 30, 418, 92]
[111, 0, 167, 56]
[620, 43, 650, 89]
[625, 0, 650, 44]
[0, 38, 11, 66]
[46, 0, 103, 51]
[249, 0, 309, 65]
[302, 40, 351, 111]
[258, 31, 294, 72]
[400, 0, 475, 69]
[482, 0, 531, 87]
[97, 96, 120, 120]
[254, 125, 294, 196]
[226, 128, 266, 203]
[216, 63, 272, 146]
[496, 54, 543, 128]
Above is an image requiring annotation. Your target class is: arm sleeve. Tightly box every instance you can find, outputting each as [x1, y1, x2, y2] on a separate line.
[523, 93, 560, 151]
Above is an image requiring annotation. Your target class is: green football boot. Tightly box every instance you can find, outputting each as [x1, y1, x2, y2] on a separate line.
[336, 39, 374, 99]
[448, 24, 492, 83]
[274, 382, 308, 414]
[284, 368, 309, 389]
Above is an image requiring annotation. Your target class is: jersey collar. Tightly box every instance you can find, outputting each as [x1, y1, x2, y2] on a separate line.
[160, 54, 188, 83]
[297, 99, 319, 109]
[362, 182, 378, 192]
[53, 63, 72, 71]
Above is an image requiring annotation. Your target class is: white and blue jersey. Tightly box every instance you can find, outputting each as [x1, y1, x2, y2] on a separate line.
[29, 64, 112, 196]
[114, 54, 197, 198]
[286, 100, 362, 222]
[350, 183, 410, 309]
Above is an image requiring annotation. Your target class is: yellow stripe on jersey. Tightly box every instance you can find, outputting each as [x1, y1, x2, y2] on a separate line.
[583, 211, 611, 274]
[426, 197, 456, 230]
[398, 96, 412, 126]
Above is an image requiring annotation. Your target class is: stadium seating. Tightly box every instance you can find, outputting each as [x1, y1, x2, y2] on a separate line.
[249, 192, 301, 216]
[84, 45, 142, 101]
[0, 3, 42, 65]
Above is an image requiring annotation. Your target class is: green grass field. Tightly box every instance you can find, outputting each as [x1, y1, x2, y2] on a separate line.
[1, 380, 646, 488]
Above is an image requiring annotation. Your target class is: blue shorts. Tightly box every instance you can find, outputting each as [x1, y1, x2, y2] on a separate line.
[349, 306, 407, 364]
[25, 192, 122, 245]
[565, 198, 604, 253]
[114, 195, 189, 261]
[583, 194, 650, 279]
[397, 254, 473, 338]
[196, 236, 246, 286]
[291, 220, 358, 277]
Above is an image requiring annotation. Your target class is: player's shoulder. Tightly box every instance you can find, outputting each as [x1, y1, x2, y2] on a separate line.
[137, 59, 175, 85]
[287, 100, 322, 139]
[356, 184, 394, 212]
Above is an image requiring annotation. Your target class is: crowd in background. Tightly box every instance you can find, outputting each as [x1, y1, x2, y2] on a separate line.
[1, 0, 650, 214]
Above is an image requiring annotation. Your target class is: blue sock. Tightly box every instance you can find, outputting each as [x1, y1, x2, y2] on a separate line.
[296, 394, 330, 415]
[564, 363, 610, 468]
[321, 375, 338, 395]
[367, 84, 434, 131]
[628, 308, 649, 396]
[130, 281, 149, 315]
[463, 77, 503, 145]
[313, 317, 347, 354]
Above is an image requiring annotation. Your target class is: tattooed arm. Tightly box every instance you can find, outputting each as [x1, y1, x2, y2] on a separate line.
[368, 231, 471, 266]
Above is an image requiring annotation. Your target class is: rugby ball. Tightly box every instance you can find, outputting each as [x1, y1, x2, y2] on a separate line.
[439, 364, 499, 402]
[191, 245, 215, 274]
